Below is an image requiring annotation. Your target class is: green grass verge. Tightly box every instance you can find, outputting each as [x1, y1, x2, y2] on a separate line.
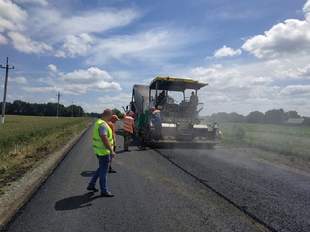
[0, 115, 93, 194]
[220, 122, 310, 161]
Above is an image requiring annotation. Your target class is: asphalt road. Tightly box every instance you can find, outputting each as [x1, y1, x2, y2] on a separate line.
[5, 128, 265, 232]
[158, 147, 310, 232]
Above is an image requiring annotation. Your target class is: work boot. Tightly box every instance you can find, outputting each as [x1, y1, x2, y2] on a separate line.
[87, 185, 98, 192]
[109, 166, 117, 173]
[101, 192, 114, 197]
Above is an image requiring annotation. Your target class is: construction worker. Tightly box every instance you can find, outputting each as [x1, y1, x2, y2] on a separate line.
[190, 91, 198, 107]
[156, 90, 166, 107]
[137, 109, 149, 150]
[108, 114, 119, 173]
[123, 111, 134, 151]
[87, 109, 115, 197]
[151, 107, 161, 139]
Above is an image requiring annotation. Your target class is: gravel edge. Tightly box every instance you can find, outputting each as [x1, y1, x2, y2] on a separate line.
[0, 123, 92, 229]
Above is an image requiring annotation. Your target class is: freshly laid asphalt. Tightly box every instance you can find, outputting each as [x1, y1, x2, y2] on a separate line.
[158, 147, 310, 232]
[4, 127, 310, 232]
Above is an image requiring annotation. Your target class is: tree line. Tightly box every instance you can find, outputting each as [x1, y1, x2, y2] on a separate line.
[1, 100, 84, 117]
[0, 100, 126, 118]
[87, 108, 124, 119]
[207, 109, 310, 126]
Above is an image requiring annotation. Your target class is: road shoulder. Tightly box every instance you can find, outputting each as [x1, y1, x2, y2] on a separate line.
[0, 124, 92, 229]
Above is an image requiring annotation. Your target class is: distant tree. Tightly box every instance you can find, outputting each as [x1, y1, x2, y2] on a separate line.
[209, 112, 245, 123]
[2, 100, 85, 117]
[303, 117, 310, 126]
[67, 105, 84, 117]
[205, 109, 307, 126]
[229, 112, 245, 122]
[86, 112, 101, 118]
[265, 109, 286, 124]
[286, 111, 300, 119]
[246, 111, 265, 123]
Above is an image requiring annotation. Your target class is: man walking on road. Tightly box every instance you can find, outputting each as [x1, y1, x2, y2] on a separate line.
[123, 111, 134, 151]
[87, 109, 115, 197]
[108, 114, 119, 173]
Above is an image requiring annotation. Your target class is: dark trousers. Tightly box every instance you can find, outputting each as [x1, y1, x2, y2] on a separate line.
[124, 132, 132, 151]
[109, 146, 116, 170]
[89, 155, 110, 193]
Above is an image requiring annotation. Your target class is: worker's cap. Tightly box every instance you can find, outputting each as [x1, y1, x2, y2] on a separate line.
[102, 109, 113, 117]
[112, 114, 120, 120]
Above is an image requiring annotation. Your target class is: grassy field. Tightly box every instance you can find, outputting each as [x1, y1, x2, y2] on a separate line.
[0, 115, 92, 193]
[220, 122, 310, 161]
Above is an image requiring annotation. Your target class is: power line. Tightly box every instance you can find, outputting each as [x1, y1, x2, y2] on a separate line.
[1, 57, 14, 124]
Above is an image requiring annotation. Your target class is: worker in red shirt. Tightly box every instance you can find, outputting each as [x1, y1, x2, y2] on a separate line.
[108, 114, 119, 173]
[123, 111, 134, 151]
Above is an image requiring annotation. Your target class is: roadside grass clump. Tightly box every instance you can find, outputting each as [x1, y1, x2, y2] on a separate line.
[221, 124, 246, 144]
[220, 122, 310, 161]
[0, 115, 92, 192]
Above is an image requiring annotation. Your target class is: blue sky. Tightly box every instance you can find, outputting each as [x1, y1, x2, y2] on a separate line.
[1, 0, 310, 115]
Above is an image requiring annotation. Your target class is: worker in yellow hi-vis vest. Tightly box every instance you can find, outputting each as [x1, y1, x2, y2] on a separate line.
[87, 109, 115, 197]
[123, 111, 134, 151]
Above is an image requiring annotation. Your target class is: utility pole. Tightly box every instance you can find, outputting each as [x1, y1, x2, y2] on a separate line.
[56, 92, 60, 118]
[1, 57, 14, 124]
[71, 101, 74, 117]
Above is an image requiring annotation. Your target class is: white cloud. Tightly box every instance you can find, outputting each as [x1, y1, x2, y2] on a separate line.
[97, 93, 131, 110]
[188, 59, 310, 115]
[297, 64, 310, 78]
[0, 1, 53, 54]
[24, 66, 121, 95]
[14, 0, 48, 6]
[31, 8, 139, 41]
[10, 76, 27, 84]
[0, 0, 27, 31]
[89, 28, 189, 64]
[304, 0, 310, 21]
[82, 92, 131, 112]
[0, 1, 140, 56]
[59, 67, 121, 94]
[0, 33, 7, 44]
[196, 1, 307, 115]
[242, 19, 310, 59]
[214, 45, 242, 58]
[280, 85, 310, 96]
[61, 67, 113, 83]
[60, 9, 138, 36]
[47, 64, 57, 73]
[56, 33, 94, 58]
[8, 31, 52, 54]
[242, 1, 310, 59]
[1, 2, 189, 66]
[23, 86, 57, 93]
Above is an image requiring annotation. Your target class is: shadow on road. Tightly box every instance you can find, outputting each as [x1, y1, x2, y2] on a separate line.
[55, 192, 100, 211]
[80, 170, 96, 177]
